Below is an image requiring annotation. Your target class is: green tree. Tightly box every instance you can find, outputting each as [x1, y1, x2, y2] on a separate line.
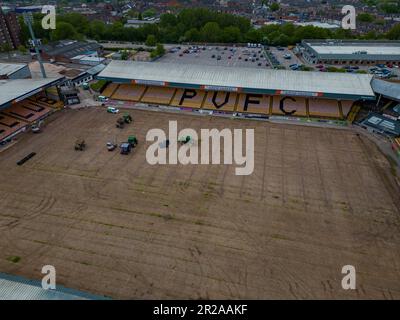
[51, 22, 79, 41]
[145, 34, 157, 47]
[0, 43, 12, 59]
[387, 23, 400, 39]
[358, 13, 375, 23]
[200, 22, 221, 43]
[270, 2, 280, 11]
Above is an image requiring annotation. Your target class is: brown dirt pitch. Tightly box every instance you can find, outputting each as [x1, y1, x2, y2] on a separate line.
[0, 107, 399, 299]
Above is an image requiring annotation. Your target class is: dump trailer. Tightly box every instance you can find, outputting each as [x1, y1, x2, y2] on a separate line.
[120, 142, 131, 155]
[116, 118, 125, 128]
[128, 136, 138, 147]
[75, 139, 86, 151]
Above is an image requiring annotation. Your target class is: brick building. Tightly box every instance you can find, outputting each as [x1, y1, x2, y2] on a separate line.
[0, 8, 21, 49]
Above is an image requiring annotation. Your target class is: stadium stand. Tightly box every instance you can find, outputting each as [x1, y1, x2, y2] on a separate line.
[271, 96, 307, 116]
[2, 102, 52, 123]
[29, 96, 63, 109]
[112, 84, 146, 101]
[340, 100, 354, 118]
[171, 89, 206, 108]
[203, 91, 238, 112]
[141, 86, 176, 105]
[102, 83, 119, 98]
[236, 94, 269, 114]
[0, 114, 27, 142]
[308, 98, 341, 118]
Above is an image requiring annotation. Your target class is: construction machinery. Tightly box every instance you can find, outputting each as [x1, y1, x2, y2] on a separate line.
[128, 136, 138, 147]
[75, 139, 86, 151]
[178, 136, 191, 145]
[106, 142, 117, 151]
[116, 118, 125, 128]
[120, 142, 132, 155]
[31, 120, 43, 133]
[123, 113, 133, 123]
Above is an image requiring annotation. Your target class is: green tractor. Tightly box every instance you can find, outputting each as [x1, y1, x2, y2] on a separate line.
[123, 113, 133, 124]
[178, 135, 191, 145]
[128, 135, 138, 147]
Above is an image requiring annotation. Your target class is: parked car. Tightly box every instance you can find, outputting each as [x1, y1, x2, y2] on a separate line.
[107, 106, 119, 114]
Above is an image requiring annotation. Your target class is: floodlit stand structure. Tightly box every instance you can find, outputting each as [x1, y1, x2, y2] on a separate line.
[15, 6, 46, 79]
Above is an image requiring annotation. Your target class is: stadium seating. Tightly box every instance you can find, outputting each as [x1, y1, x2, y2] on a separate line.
[102, 83, 119, 98]
[29, 96, 63, 109]
[103, 83, 359, 121]
[141, 86, 176, 105]
[271, 96, 307, 116]
[112, 84, 146, 101]
[171, 89, 206, 108]
[236, 94, 270, 114]
[308, 98, 341, 118]
[203, 91, 238, 112]
[2, 102, 52, 123]
[0, 114, 27, 142]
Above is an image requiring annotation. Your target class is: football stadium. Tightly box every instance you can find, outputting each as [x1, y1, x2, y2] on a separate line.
[97, 60, 375, 121]
[0, 60, 400, 300]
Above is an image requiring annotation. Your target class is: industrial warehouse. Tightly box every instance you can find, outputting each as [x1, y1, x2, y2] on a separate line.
[300, 40, 400, 65]
[97, 60, 375, 120]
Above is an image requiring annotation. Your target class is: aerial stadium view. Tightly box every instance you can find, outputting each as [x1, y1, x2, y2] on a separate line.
[0, 0, 400, 310]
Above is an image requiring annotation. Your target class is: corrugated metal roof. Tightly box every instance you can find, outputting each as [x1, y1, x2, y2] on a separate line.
[98, 60, 375, 99]
[0, 273, 109, 300]
[310, 45, 400, 56]
[371, 79, 400, 102]
[0, 77, 63, 108]
[0, 63, 27, 76]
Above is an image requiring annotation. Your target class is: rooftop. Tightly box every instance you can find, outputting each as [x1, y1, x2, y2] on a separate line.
[304, 40, 400, 56]
[42, 40, 102, 59]
[371, 79, 400, 102]
[0, 63, 27, 77]
[361, 113, 400, 136]
[98, 60, 375, 100]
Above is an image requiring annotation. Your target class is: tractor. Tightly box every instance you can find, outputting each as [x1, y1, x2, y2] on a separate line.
[128, 136, 138, 147]
[178, 136, 191, 145]
[123, 113, 133, 123]
[120, 142, 132, 155]
[75, 139, 86, 151]
[116, 118, 125, 128]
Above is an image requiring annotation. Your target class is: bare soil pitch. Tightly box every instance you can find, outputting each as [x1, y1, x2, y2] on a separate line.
[0, 107, 399, 299]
